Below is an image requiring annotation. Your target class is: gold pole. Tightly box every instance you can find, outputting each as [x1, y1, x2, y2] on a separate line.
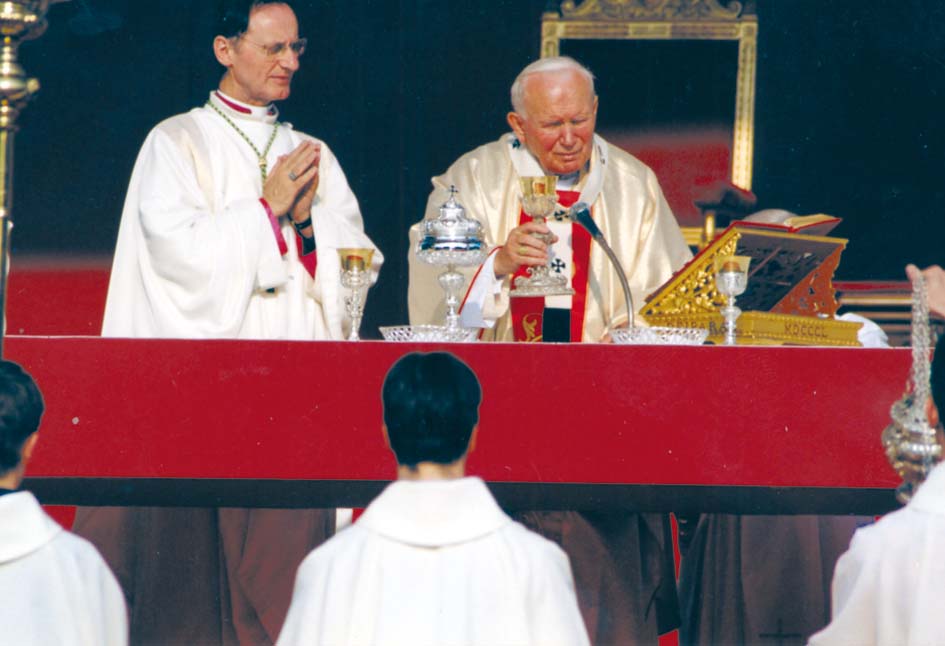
[0, 1, 59, 356]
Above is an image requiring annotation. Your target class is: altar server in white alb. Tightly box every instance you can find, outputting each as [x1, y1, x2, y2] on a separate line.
[808, 265, 945, 646]
[408, 57, 688, 644]
[277, 352, 590, 646]
[74, 3, 382, 645]
[0, 361, 127, 646]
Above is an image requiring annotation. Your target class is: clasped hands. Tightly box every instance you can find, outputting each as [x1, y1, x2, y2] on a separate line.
[493, 221, 559, 277]
[263, 140, 320, 235]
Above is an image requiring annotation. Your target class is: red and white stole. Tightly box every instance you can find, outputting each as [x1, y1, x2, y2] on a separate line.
[509, 189, 592, 342]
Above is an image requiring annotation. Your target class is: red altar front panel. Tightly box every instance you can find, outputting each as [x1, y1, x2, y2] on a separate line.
[11, 337, 910, 514]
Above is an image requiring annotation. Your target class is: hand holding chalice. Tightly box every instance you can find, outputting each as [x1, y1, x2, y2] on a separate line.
[511, 175, 574, 297]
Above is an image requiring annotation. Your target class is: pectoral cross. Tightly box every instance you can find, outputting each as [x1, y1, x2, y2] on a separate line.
[759, 618, 803, 646]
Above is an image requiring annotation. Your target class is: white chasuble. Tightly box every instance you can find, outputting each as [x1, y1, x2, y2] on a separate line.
[277, 477, 590, 646]
[0, 491, 128, 646]
[809, 461, 945, 646]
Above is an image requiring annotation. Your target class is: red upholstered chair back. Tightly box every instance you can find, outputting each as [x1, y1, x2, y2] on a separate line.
[540, 1, 759, 249]
[608, 127, 733, 228]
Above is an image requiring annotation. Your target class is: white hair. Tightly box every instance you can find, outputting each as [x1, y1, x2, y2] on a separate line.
[510, 56, 596, 117]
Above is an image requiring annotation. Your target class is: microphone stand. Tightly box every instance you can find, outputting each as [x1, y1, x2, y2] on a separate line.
[567, 202, 634, 329]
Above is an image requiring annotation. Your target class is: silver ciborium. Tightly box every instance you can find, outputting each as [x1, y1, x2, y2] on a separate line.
[715, 255, 750, 345]
[511, 175, 574, 298]
[882, 271, 942, 503]
[338, 248, 373, 341]
[380, 186, 486, 342]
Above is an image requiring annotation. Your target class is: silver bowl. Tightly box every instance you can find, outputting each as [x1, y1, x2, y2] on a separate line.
[610, 326, 708, 346]
[379, 325, 479, 343]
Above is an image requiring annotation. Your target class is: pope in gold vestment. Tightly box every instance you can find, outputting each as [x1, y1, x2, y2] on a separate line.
[407, 132, 691, 644]
[409, 133, 691, 341]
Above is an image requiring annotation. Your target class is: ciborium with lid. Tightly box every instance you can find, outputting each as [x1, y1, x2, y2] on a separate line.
[381, 186, 486, 342]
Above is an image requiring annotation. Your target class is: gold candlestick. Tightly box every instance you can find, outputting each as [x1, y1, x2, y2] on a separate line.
[0, 1, 66, 355]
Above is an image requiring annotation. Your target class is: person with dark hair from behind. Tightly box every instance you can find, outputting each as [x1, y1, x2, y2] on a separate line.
[807, 264, 945, 644]
[0, 361, 127, 645]
[277, 352, 590, 645]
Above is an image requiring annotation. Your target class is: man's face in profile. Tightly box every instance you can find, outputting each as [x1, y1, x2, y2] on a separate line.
[509, 69, 598, 176]
[225, 3, 302, 106]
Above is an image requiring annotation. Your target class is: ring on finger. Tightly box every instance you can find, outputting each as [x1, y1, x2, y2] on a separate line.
[517, 246, 528, 255]
[288, 170, 299, 181]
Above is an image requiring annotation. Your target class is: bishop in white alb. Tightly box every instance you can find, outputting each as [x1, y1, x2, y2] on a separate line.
[74, 91, 382, 646]
[104, 91, 381, 340]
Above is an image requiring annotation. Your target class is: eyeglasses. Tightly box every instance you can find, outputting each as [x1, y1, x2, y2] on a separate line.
[239, 37, 307, 58]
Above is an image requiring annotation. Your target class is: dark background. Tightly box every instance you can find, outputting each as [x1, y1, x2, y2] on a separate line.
[14, 0, 945, 336]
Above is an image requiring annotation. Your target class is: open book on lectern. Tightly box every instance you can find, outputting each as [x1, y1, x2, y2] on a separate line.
[640, 221, 862, 345]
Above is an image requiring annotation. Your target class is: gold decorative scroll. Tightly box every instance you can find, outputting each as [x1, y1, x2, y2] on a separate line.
[558, 0, 747, 21]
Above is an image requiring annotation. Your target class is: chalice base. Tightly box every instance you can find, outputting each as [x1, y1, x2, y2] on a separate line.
[511, 267, 575, 298]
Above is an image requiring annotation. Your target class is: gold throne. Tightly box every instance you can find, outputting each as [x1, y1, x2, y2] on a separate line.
[540, 0, 758, 249]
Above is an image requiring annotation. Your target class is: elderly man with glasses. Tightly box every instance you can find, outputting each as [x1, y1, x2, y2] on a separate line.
[73, 3, 382, 645]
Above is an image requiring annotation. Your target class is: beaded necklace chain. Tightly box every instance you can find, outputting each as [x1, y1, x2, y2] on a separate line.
[206, 100, 280, 183]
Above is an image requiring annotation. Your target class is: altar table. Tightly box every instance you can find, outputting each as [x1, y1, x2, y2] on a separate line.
[12, 336, 909, 515]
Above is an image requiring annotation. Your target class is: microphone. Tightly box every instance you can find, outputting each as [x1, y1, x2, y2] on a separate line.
[567, 201, 603, 239]
[566, 202, 635, 328]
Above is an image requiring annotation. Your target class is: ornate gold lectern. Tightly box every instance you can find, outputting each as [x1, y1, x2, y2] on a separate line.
[641, 223, 863, 345]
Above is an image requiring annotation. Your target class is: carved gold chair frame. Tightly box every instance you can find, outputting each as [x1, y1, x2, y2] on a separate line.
[540, 0, 758, 248]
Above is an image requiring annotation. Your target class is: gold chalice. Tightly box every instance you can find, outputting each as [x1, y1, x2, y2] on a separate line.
[511, 175, 574, 297]
[338, 248, 374, 341]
